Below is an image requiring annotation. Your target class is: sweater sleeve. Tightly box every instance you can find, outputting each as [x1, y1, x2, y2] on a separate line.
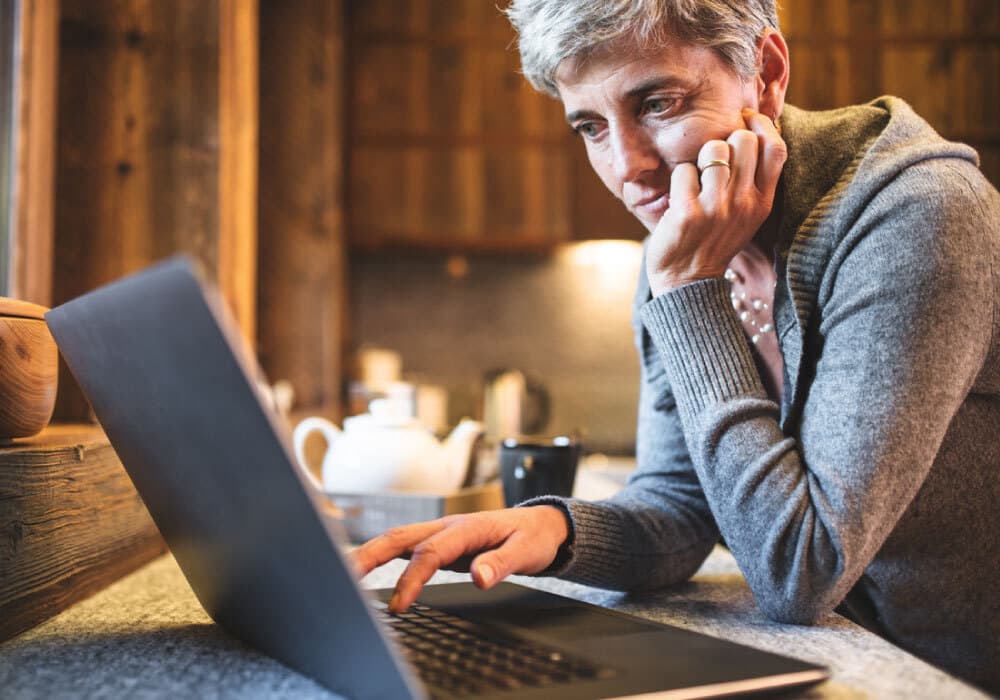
[521, 247, 720, 590]
[638, 159, 995, 624]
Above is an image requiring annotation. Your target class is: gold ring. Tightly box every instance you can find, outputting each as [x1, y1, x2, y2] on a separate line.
[700, 159, 731, 173]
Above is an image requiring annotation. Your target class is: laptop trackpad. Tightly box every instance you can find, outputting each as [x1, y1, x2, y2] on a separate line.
[417, 582, 661, 642]
[491, 604, 656, 641]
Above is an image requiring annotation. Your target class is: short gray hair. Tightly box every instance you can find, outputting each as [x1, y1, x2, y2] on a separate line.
[505, 0, 780, 97]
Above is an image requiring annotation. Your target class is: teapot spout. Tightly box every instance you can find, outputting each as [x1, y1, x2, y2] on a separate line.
[442, 418, 485, 490]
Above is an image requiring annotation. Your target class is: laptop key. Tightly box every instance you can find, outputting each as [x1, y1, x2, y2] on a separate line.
[378, 603, 620, 695]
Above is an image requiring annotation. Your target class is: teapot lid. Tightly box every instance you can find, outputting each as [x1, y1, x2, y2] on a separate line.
[346, 397, 423, 430]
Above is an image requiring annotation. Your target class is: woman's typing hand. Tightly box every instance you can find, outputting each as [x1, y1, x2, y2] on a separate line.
[351, 505, 571, 612]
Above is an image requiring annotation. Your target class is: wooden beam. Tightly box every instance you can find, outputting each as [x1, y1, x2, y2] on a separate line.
[0, 425, 165, 642]
[52, 0, 260, 420]
[219, 0, 259, 344]
[9, 0, 59, 306]
[258, 0, 347, 413]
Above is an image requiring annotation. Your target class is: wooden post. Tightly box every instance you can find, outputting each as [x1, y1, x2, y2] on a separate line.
[52, 0, 259, 420]
[257, 0, 347, 414]
[8, 0, 59, 306]
[219, 0, 259, 343]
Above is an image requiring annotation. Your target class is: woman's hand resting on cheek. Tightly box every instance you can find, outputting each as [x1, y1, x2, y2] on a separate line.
[646, 108, 787, 296]
[350, 505, 571, 613]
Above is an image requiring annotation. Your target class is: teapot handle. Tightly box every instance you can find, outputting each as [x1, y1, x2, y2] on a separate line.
[292, 416, 342, 492]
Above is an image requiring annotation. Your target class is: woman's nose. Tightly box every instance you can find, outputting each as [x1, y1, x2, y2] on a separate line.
[609, 124, 660, 182]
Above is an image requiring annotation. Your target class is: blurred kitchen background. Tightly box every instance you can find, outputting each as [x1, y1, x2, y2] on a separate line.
[1, 0, 998, 455]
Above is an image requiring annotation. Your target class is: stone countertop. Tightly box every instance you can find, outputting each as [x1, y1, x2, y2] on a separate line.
[0, 460, 992, 700]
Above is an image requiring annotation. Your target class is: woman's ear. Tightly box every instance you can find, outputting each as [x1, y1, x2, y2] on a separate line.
[756, 29, 790, 122]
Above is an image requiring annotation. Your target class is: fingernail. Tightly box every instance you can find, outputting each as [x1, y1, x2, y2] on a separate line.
[389, 592, 401, 611]
[477, 563, 495, 587]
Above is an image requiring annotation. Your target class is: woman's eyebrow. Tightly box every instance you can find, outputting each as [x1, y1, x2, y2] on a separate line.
[564, 75, 701, 124]
[565, 108, 601, 125]
[625, 75, 699, 100]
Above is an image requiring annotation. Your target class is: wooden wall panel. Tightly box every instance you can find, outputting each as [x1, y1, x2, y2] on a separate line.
[879, 0, 966, 35]
[352, 44, 432, 137]
[347, 0, 580, 250]
[781, 0, 1000, 187]
[785, 46, 853, 111]
[427, 45, 482, 135]
[965, 0, 1000, 34]
[257, 0, 346, 413]
[55, 1, 222, 288]
[351, 0, 505, 40]
[51, 0, 258, 421]
[345, 1, 997, 251]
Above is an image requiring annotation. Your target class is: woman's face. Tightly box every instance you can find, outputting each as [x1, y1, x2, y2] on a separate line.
[556, 42, 759, 232]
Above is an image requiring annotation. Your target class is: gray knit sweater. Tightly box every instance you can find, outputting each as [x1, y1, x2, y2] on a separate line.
[534, 97, 1000, 692]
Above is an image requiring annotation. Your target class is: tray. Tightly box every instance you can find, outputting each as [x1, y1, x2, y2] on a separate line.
[325, 481, 504, 543]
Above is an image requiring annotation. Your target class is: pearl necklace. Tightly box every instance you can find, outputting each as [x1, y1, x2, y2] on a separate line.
[725, 267, 775, 345]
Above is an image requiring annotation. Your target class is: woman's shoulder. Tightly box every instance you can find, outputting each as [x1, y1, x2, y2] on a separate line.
[783, 97, 997, 255]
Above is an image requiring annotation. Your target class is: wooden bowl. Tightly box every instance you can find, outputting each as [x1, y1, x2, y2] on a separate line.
[0, 298, 58, 439]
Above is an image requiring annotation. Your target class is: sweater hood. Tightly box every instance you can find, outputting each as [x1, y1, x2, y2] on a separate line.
[765, 97, 983, 423]
[776, 96, 980, 256]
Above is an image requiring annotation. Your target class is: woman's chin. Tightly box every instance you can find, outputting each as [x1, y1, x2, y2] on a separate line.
[633, 198, 669, 231]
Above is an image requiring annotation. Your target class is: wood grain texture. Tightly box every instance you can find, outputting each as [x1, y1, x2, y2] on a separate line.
[218, 0, 259, 344]
[54, 0, 222, 293]
[779, 0, 1000, 187]
[9, 0, 59, 307]
[0, 297, 47, 320]
[52, 0, 221, 421]
[346, 0, 998, 251]
[0, 318, 57, 438]
[51, 0, 259, 421]
[0, 425, 165, 642]
[346, 0, 583, 249]
[257, 0, 347, 413]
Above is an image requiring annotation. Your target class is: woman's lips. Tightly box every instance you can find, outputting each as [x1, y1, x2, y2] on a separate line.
[633, 192, 669, 221]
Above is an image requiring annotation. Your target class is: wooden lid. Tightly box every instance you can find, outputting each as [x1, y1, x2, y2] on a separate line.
[0, 297, 49, 320]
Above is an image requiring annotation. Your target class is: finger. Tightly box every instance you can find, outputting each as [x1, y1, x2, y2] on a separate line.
[666, 161, 700, 216]
[390, 515, 507, 611]
[726, 128, 759, 195]
[695, 140, 732, 203]
[469, 529, 550, 590]
[741, 108, 787, 200]
[351, 518, 452, 577]
[395, 551, 477, 572]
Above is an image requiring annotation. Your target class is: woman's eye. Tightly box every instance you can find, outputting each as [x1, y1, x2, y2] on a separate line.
[644, 98, 676, 115]
[574, 122, 601, 139]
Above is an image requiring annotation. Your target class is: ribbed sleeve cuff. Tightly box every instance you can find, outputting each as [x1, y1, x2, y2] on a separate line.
[639, 278, 765, 423]
[517, 496, 641, 588]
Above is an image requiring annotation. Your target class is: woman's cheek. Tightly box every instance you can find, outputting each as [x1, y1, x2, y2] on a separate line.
[657, 114, 742, 162]
[655, 123, 710, 164]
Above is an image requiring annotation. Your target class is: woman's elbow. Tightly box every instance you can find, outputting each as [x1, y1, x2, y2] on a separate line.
[753, 586, 840, 625]
[746, 537, 851, 625]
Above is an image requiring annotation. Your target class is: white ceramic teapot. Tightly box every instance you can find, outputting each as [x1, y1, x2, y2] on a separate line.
[292, 398, 484, 494]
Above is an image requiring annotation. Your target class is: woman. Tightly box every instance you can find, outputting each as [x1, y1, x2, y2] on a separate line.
[354, 0, 1000, 691]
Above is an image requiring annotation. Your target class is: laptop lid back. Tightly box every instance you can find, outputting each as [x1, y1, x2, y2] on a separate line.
[46, 256, 423, 700]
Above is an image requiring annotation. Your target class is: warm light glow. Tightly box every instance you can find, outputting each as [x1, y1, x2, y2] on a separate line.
[557, 240, 644, 297]
[445, 255, 470, 279]
[558, 240, 643, 268]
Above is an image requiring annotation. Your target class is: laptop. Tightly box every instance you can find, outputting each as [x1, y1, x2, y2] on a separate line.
[46, 256, 829, 700]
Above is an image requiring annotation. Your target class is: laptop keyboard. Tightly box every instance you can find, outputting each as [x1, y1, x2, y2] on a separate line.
[374, 600, 618, 698]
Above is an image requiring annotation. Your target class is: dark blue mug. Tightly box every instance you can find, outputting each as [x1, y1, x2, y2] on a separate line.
[499, 436, 580, 507]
